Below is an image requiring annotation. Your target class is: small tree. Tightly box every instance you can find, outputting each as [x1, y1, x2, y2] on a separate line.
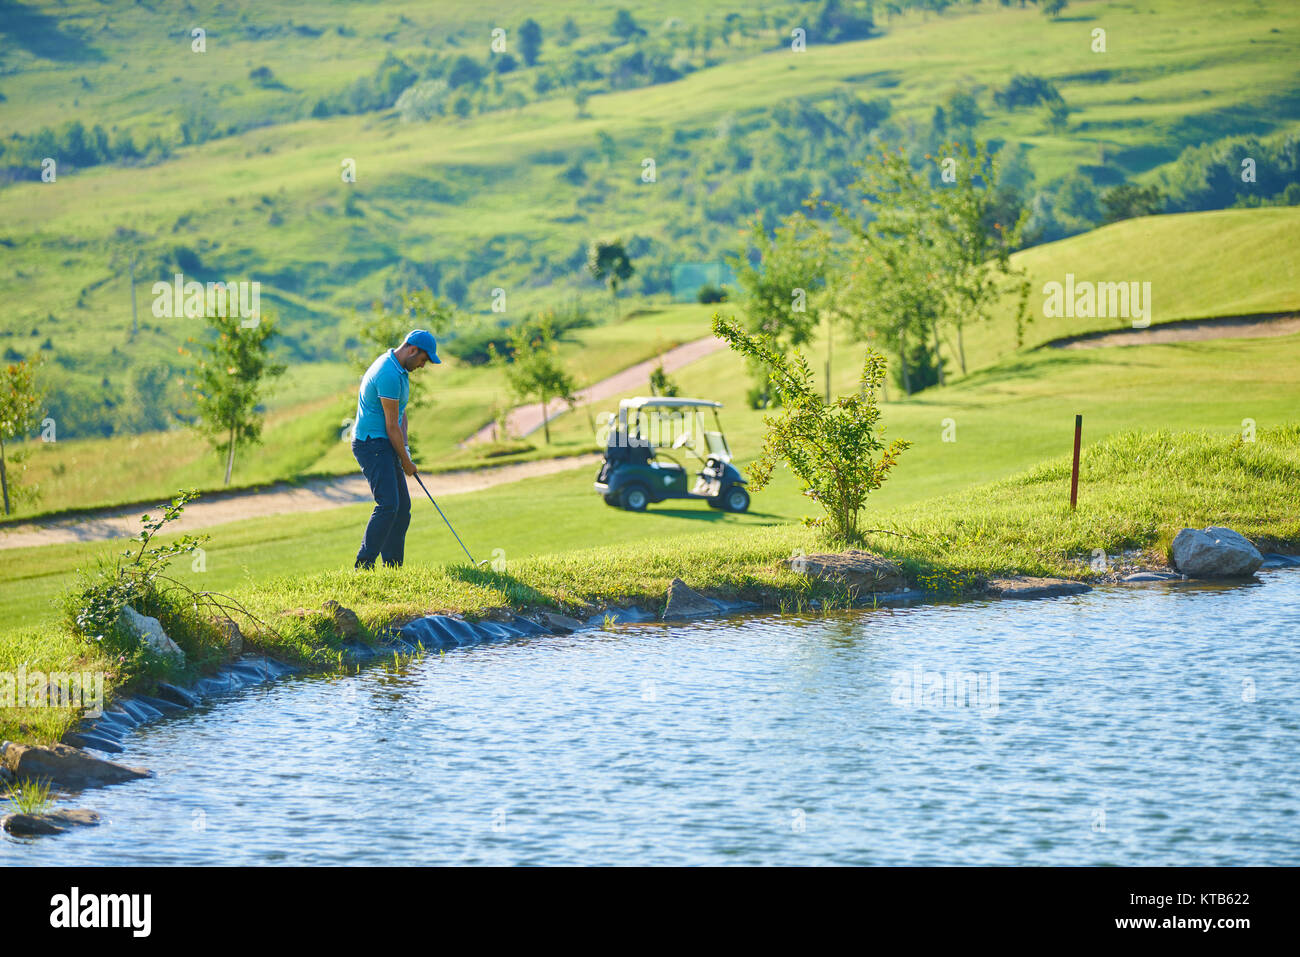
[712, 315, 909, 542]
[930, 141, 1031, 374]
[490, 318, 577, 445]
[192, 314, 285, 485]
[353, 287, 455, 412]
[587, 238, 635, 318]
[1101, 183, 1165, 223]
[729, 210, 829, 406]
[0, 356, 45, 515]
[823, 149, 949, 393]
[648, 361, 680, 397]
[612, 9, 645, 41]
[519, 18, 543, 66]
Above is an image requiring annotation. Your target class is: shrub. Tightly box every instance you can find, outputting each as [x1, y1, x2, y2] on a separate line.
[61, 491, 267, 679]
[713, 314, 909, 542]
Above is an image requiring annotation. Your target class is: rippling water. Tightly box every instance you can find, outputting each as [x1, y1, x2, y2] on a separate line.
[6, 571, 1299, 865]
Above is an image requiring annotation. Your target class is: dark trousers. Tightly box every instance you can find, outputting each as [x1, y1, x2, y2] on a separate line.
[353, 437, 411, 568]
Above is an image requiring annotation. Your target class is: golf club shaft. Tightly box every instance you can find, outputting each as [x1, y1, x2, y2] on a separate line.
[413, 472, 477, 565]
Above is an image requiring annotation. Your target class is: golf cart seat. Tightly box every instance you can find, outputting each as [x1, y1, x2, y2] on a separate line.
[609, 430, 652, 461]
[702, 430, 731, 462]
[599, 429, 651, 483]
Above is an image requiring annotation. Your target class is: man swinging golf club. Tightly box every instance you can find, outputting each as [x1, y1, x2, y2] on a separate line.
[352, 330, 439, 569]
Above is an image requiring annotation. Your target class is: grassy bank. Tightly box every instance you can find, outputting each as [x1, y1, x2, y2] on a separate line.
[5, 327, 1300, 631]
[6, 423, 1297, 748]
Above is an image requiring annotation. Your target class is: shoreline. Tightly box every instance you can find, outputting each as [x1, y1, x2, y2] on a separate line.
[7, 552, 1299, 835]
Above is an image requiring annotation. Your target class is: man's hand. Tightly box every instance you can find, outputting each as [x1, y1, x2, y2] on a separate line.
[381, 396, 418, 477]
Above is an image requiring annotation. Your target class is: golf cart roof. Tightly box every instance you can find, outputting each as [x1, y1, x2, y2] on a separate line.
[619, 396, 723, 412]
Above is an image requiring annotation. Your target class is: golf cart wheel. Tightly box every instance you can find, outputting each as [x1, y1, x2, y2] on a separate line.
[723, 486, 750, 513]
[621, 484, 649, 512]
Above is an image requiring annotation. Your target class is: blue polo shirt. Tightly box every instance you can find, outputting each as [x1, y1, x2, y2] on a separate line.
[354, 350, 409, 441]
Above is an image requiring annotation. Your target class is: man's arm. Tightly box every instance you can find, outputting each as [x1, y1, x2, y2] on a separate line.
[381, 397, 417, 476]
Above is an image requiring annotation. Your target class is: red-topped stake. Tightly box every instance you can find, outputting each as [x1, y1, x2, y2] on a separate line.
[1070, 414, 1082, 510]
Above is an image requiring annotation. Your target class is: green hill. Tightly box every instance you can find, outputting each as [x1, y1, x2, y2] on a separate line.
[1, 0, 1298, 443]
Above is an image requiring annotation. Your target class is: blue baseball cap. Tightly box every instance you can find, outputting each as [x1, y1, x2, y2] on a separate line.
[403, 329, 441, 363]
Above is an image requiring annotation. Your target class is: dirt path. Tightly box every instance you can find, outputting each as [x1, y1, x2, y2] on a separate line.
[2, 334, 734, 550]
[1050, 312, 1300, 349]
[462, 335, 729, 445]
[0, 454, 601, 550]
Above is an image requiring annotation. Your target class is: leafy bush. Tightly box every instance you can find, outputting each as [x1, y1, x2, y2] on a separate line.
[696, 283, 728, 303]
[713, 315, 909, 542]
[63, 492, 208, 662]
[994, 74, 1063, 110]
[62, 491, 267, 679]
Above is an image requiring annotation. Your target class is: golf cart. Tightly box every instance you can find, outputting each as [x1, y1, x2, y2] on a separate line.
[594, 397, 750, 513]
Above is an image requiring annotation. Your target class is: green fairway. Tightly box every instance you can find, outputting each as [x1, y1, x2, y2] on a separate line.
[5, 326, 1298, 633]
[4, 302, 709, 518]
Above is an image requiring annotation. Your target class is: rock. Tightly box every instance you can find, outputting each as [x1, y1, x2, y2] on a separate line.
[663, 578, 722, 620]
[1260, 553, 1300, 569]
[985, 577, 1091, 600]
[536, 611, 584, 634]
[1171, 526, 1263, 578]
[1, 741, 151, 790]
[786, 549, 907, 593]
[322, 600, 362, 638]
[120, 606, 185, 662]
[211, 616, 243, 656]
[1122, 571, 1183, 582]
[2, 808, 101, 837]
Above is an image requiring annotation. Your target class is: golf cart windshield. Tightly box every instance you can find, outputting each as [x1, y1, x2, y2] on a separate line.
[613, 397, 729, 461]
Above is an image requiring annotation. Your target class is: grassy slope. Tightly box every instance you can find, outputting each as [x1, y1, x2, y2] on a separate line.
[5, 327, 1298, 632]
[958, 206, 1300, 371]
[7, 420, 1296, 744]
[8, 204, 1298, 519]
[5, 302, 708, 518]
[2, 0, 1297, 354]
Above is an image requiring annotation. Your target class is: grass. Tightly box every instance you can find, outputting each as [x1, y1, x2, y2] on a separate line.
[7, 419, 1293, 746]
[1, 0, 1297, 415]
[5, 325, 1299, 631]
[3, 302, 709, 519]
[3, 778, 54, 815]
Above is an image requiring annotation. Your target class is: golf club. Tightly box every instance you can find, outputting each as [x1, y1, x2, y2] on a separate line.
[413, 471, 488, 567]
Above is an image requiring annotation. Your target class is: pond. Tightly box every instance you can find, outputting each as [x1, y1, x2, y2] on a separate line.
[5, 570, 1298, 865]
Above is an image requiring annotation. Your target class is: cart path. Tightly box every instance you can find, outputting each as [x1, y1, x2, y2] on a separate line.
[1048, 311, 1300, 349]
[461, 334, 729, 446]
[0, 454, 602, 550]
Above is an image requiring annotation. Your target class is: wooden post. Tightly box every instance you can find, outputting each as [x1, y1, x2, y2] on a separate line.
[1070, 414, 1082, 510]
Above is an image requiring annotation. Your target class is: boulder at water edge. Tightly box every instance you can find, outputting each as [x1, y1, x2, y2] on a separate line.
[2, 808, 101, 837]
[664, 579, 722, 619]
[120, 606, 185, 662]
[1170, 526, 1263, 578]
[786, 549, 907, 593]
[1, 741, 151, 790]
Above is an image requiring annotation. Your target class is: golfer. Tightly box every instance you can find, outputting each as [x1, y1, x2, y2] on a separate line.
[352, 330, 440, 568]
